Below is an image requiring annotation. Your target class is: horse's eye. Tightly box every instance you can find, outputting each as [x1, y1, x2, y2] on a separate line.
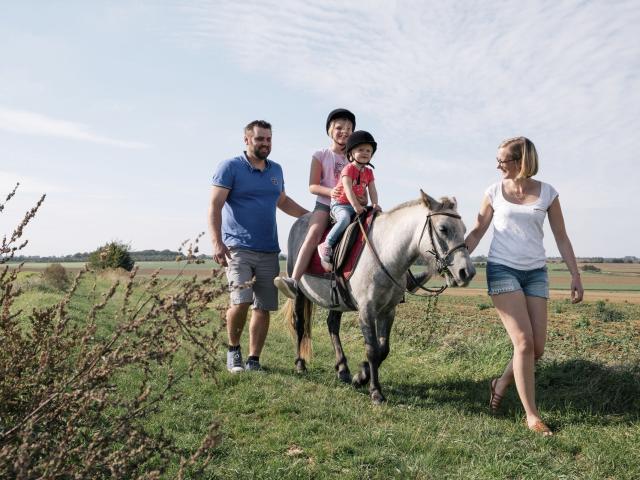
[438, 226, 447, 234]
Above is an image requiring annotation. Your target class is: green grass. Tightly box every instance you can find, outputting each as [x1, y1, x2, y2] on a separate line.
[10, 271, 640, 479]
[154, 294, 638, 479]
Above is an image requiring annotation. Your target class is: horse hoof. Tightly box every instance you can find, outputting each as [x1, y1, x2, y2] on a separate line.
[295, 359, 306, 374]
[371, 391, 386, 405]
[337, 369, 351, 384]
[351, 374, 365, 388]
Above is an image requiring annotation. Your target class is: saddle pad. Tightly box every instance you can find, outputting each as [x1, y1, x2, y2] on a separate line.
[305, 209, 376, 280]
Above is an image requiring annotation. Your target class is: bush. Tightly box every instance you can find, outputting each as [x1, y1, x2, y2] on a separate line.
[581, 264, 601, 273]
[42, 263, 69, 290]
[88, 241, 135, 271]
[1, 186, 224, 478]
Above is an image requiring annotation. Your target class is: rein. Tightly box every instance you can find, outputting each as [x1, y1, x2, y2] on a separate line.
[357, 210, 467, 297]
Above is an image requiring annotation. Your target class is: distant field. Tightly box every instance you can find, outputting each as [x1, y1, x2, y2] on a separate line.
[12, 261, 640, 296]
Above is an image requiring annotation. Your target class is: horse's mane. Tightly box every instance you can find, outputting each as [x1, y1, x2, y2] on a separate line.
[386, 199, 422, 214]
[385, 196, 457, 214]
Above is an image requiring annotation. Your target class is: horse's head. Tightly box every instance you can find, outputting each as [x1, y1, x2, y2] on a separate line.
[418, 189, 476, 287]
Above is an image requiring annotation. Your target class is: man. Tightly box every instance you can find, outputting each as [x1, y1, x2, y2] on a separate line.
[209, 120, 308, 373]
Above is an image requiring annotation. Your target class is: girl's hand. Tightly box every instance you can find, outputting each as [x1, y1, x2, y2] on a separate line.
[372, 203, 382, 212]
[354, 205, 365, 215]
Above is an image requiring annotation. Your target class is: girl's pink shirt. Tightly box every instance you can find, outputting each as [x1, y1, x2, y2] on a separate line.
[313, 148, 348, 206]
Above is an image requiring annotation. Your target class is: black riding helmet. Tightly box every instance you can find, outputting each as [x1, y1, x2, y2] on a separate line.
[345, 130, 377, 168]
[325, 108, 356, 134]
[346, 130, 377, 156]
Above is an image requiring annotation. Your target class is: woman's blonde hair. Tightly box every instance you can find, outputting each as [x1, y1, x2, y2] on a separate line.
[499, 136, 539, 178]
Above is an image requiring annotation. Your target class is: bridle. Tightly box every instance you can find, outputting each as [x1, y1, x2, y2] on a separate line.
[357, 209, 468, 297]
[417, 211, 468, 278]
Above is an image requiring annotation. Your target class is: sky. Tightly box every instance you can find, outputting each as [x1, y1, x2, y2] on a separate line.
[1, 0, 639, 258]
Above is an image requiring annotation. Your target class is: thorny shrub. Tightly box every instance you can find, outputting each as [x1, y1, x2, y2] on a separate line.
[0, 184, 226, 479]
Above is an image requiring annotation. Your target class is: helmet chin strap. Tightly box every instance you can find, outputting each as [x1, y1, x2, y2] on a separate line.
[354, 159, 375, 168]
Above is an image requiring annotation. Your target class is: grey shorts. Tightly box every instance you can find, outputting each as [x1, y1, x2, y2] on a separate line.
[226, 249, 280, 311]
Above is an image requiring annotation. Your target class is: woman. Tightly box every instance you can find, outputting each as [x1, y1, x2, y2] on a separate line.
[464, 136, 584, 436]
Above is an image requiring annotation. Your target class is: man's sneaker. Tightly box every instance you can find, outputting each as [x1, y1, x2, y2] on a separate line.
[245, 358, 263, 372]
[274, 277, 298, 300]
[226, 349, 244, 373]
[317, 242, 333, 264]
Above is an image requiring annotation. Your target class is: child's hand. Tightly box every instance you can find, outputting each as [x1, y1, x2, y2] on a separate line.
[354, 205, 365, 215]
[372, 203, 382, 212]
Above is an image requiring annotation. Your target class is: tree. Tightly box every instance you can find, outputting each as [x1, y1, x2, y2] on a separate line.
[88, 241, 135, 271]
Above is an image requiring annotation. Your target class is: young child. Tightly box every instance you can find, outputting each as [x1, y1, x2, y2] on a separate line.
[317, 130, 380, 265]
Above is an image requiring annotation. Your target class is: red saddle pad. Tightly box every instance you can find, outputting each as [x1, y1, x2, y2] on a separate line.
[305, 210, 375, 280]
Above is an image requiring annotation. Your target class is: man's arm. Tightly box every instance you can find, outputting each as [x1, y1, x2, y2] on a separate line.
[208, 186, 232, 267]
[277, 192, 309, 218]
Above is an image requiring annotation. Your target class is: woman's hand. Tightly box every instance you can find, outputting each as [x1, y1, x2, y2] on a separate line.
[570, 273, 584, 304]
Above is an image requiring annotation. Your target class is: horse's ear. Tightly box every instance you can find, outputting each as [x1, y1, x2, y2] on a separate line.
[451, 196, 458, 209]
[420, 189, 436, 209]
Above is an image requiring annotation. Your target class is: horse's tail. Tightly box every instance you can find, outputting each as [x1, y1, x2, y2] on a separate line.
[282, 296, 314, 362]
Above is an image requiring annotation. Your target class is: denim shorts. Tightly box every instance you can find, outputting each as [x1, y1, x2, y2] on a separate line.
[314, 201, 330, 213]
[486, 262, 549, 299]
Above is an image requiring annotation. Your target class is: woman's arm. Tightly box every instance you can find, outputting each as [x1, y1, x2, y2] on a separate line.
[308, 156, 333, 198]
[341, 175, 365, 215]
[548, 197, 584, 303]
[464, 195, 494, 254]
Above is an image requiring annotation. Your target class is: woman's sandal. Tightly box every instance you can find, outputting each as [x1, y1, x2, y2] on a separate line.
[489, 378, 504, 414]
[526, 419, 553, 437]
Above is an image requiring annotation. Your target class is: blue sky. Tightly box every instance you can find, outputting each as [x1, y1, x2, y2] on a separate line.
[1, 1, 638, 257]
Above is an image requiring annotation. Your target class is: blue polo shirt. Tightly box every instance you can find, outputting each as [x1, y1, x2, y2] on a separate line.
[212, 153, 284, 253]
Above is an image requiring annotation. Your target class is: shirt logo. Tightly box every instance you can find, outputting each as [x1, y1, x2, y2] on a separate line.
[271, 177, 279, 185]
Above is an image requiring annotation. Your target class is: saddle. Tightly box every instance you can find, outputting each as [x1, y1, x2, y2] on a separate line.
[305, 208, 377, 309]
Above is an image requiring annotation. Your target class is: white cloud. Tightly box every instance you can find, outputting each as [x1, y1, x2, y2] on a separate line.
[0, 106, 150, 149]
[177, 1, 639, 151]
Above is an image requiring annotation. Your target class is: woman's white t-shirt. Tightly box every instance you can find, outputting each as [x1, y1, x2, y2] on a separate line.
[313, 148, 348, 206]
[486, 181, 558, 270]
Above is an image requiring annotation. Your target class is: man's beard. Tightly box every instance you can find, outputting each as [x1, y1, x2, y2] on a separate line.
[253, 146, 270, 160]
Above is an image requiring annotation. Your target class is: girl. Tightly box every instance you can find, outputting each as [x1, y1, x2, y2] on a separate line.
[274, 109, 357, 298]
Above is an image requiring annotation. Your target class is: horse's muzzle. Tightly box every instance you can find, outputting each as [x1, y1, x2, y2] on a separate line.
[453, 263, 476, 287]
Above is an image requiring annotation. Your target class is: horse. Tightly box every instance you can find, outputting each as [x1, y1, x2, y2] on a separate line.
[281, 190, 476, 404]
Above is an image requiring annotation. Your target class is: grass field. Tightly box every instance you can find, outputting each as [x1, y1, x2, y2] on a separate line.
[8, 265, 639, 478]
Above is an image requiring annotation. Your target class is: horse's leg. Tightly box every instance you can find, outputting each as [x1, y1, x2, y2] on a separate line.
[353, 307, 385, 404]
[327, 310, 350, 383]
[376, 308, 396, 365]
[294, 293, 308, 373]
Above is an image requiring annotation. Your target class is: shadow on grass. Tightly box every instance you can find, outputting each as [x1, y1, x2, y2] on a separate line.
[383, 359, 640, 425]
